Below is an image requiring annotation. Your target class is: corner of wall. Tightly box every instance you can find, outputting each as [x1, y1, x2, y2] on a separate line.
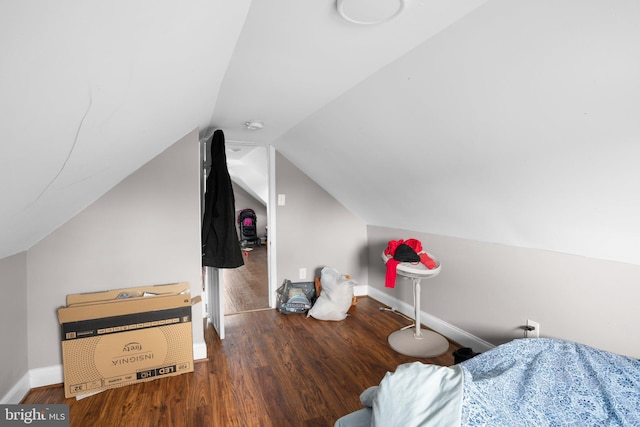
[0, 372, 30, 404]
[0, 252, 29, 404]
[275, 151, 368, 285]
[26, 128, 204, 379]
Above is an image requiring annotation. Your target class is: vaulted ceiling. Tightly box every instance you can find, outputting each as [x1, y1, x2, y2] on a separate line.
[2, 0, 640, 265]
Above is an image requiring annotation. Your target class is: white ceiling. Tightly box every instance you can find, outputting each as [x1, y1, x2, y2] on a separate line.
[3, 0, 640, 265]
[225, 144, 268, 206]
[0, 0, 251, 258]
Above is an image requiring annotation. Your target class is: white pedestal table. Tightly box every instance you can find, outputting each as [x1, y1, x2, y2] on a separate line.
[382, 252, 449, 358]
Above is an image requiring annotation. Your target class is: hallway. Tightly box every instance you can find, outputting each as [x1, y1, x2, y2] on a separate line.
[223, 244, 269, 313]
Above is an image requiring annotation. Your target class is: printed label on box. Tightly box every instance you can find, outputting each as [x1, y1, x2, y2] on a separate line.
[93, 328, 169, 377]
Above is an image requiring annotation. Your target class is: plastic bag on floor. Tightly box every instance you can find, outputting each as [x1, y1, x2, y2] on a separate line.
[307, 266, 354, 321]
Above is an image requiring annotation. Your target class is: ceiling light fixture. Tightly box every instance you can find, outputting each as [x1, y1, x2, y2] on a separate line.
[245, 121, 264, 130]
[337, 0, 406, 25]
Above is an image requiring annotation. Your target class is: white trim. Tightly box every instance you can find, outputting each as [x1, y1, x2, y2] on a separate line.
[215, 269, 225, 340]
[1, 372, 31, 404]
[353, 284, 368, 297]
[10, 293, 489, 401]
[29, 365, 63, 389]
[267, 145, 277, 308]
[13, 341, 207, 400]
[366, 287, 495, 353]
[193, 342, 208, 360]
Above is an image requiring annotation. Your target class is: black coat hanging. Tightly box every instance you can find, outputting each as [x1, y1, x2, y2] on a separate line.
[201, 129, 244, 268]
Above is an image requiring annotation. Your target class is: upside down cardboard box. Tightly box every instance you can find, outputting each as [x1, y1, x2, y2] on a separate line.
[57, 282, 201, 398]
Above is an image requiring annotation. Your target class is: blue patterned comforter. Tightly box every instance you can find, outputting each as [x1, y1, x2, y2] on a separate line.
[460, 338, 640, 426]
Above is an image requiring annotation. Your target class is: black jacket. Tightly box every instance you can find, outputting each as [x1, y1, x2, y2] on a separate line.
[201, 130, 244, 268]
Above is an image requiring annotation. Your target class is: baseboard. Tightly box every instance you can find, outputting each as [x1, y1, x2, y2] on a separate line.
[353, 284, 368, 297]
[366, 286, 495, 353]
[29, 365, 64, 389]
[0, 365, 65, 404]
[1, 372, 31, 404]
[9, 298, 486, 402]
[15, 341, 207, 402]
[193, 341, 208, 360]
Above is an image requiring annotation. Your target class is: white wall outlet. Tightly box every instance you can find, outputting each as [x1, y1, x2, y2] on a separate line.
[526, 319, 540, 338]
[277, 194, 286, 206]
[299, 268, 307, 280]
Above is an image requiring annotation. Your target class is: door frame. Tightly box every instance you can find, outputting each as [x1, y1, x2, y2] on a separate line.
[202, 141, 277, 339]
[225, 141, 277, 309]
[266, 145, 277, 308]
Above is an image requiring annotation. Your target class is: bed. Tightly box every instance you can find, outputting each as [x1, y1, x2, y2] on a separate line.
[334, 338, 640, 426]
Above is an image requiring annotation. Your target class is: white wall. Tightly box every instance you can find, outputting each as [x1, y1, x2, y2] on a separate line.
[276, 152, 368, 286]
[26, 129, 203, 373]
[0, 252, 29, 402]
[368, 225, 640, 358]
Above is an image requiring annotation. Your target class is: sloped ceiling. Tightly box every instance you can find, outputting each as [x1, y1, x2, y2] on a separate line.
[225, 144, 268, 206]
[3, 0, 640, 266]
[223, 0, 640, 266]
[287, 0, 639, 266]
[0, 0, 251, 258]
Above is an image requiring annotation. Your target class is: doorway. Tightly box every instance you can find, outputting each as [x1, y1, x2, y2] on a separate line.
[223, 143, 272, 314]
[223, 234, 268, 313]
[202, 139, 277, 338]
[223, 181, 269, 313]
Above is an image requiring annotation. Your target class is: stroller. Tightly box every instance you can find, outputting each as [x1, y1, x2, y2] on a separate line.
[237, 208, 261, 246]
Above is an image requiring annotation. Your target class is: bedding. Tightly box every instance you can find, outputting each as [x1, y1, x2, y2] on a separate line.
[372, 362, 463, 426]
[335, 338, 640, 427]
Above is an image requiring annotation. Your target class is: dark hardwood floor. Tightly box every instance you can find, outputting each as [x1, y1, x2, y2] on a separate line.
[224, 244, 269, 314]
[22, 297, 462, 427]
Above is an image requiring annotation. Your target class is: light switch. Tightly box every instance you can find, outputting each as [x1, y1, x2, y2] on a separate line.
[278, 194, 286, 206]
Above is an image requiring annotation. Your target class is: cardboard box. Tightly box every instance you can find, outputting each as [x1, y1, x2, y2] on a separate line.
[57, 282, 201, 398]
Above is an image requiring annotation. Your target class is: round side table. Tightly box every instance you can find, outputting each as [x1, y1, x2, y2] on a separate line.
[382, 251, 449, 358]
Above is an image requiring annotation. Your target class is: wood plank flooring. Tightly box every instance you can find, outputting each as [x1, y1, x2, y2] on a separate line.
[22, 296, 463, 427]
[224, 244, 269, 314]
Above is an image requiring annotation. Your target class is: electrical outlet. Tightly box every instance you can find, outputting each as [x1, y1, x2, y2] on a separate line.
[526, 319, 540, 338]
[299, 268, 307, 280]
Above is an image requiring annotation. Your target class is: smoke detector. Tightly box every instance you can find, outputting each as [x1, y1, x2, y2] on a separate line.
[245, 121, 264, 130]
[337, 0, 406, 25]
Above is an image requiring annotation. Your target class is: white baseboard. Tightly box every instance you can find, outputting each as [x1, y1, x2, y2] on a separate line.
[0, 365, 65, 405]
[29, 365, 64, 389]
[1, 372, 31, 404]
[366, 286, 495, 353]
[353, 284, 368, 297]
[193, 342, 207, 360]
[9, 296, 489, 403]
[13, 342, 207, 403]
